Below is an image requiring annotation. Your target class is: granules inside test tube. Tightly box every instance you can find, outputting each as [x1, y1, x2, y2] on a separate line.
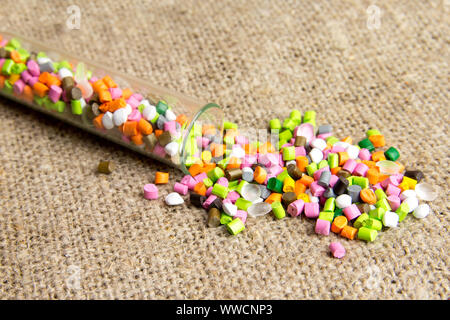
[0, 33, 434, 248]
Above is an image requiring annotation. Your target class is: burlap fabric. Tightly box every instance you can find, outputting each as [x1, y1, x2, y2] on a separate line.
[0, 0, 448, 299]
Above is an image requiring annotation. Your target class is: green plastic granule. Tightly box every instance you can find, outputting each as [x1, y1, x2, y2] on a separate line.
[11, 63, 27, 75]
[226, 218, 245, 235]
[46, 100, 63, 112]
[7, 38, 21, 49]
[279, 129, 293, 142]
[375, 188, 387, 200]
[282, 118, 297, 131]
[303, 119, 316, 127]
[156, 100, 169, 115]
[358, 138, 375, 152]
[354, 213, 369, 229]
[306, 163, 318, 176]
[36, 51, 47, 59]
[52, 62, 60, 72]
[352, 177, 369, 189]
[227, 180, 239, 190]
[318, 211, 334, 222]
[369, 207, 386, 220]
[318, 160, 328, 169]
[235, 180, 249, 195]
[347, 176, 353, 186]
[366, 129, 381, 137]
[34, 96, 45, 106]
[333, 208, 344, 219]
[217, 158, 229, 170]
[289, 110, 302, 122]
[54, 101, 65, 113]
[58, 60, 72, 70]
[267, 177, 283, 193]
[276, 170, 289, 183]
[228, 180, 240, 187]
[43, 97, 52, 110]
[223, 135, 235, 145]
[203, 178, 213, 188]
[282, 146, 296, 161]
[17, 48, 30, 61]
[362, 218, 383, 231]
[138, 104, 145, 114]
[376, 198, 391, 211]
[71, 100, 83, 115]
[396, 202, 410, 222]
[4, 45, 15, 52]
[328, 153, 339, 168]
[220, 213, 233, 225]
[235, 198, 252, 211]
[303, 110, 316, 121]
[212, 184, 229, 199]
[324, 198, 336, 212]
[326, 136, 339, 145]
[223, 121, 238, 130]
[1, 59, 14, 75]
[47, 100, 57, 111]
[3, 80, 13, 93]
[207, 167, 224, 182]
[269, 119, 282, 130]
[384, 147, 400, 161]
[358, 227, 378, 242]
[271, 201, 286, 219]
[150, 112, 159, 124]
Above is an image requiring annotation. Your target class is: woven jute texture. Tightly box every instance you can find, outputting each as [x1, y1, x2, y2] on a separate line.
[0, 0, 449, 299]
